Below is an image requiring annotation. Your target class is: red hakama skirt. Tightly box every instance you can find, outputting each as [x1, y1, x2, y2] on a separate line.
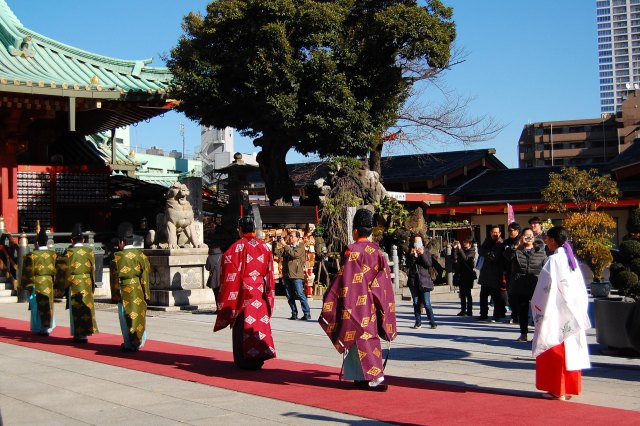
[536, 342, 582, 396]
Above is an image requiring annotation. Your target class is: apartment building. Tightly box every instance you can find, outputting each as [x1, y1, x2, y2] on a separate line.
[518, 90, 640, 168]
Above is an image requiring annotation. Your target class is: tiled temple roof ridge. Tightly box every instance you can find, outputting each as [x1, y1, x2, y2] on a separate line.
[0, 0, 172, 93]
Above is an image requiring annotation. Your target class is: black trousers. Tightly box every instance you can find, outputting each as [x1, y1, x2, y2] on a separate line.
[459, 285, 473, 314]
[479, 286, 505, 319]
[511, 293, 532, 335]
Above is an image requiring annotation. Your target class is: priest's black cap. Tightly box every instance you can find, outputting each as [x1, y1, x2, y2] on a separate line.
[238, 216, 255, 233]
[36, 229, 49, 247]
[117, 222, 134, 240]
[71, 223, 84, 239]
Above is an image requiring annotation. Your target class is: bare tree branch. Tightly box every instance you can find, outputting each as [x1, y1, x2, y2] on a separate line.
[389, 44, 505, 149]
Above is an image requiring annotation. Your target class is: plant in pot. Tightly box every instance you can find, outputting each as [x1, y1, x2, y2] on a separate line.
[541, 167, 619, 296]
[596, 208, 640, 352]
[609, 239, 640, 301]
[562, 211, 616, 297]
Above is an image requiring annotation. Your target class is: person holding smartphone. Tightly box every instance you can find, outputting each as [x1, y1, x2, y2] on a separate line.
[505, 227, 547, 342]
[407, 235, 437, 329]
[452, 237, 476, 316]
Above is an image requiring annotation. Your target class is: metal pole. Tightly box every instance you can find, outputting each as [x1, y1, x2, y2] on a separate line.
[392, 244, 399, 291]
[473, 242, 479, 286]
[17, 232, 29, 303]
[180, 123, 185, 159]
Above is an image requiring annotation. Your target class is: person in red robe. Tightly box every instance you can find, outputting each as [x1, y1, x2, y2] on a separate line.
[319, 208, 397, 391]
[214, 217, 276, 370]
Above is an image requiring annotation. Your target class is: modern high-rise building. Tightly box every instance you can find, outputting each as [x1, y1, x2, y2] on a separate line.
[597, 0, 640, 116]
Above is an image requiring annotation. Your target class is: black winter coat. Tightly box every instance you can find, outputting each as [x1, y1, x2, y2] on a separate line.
[478, 237, 505, 288]
[407, 251, 435, 291]
[505, 241, 546, 298]
[453, 246, 476, 289]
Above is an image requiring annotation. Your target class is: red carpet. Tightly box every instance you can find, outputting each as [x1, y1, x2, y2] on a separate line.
[0, 316, 638, 425]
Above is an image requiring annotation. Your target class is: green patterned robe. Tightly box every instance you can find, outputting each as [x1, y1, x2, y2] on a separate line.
[110, 248, 150, 348]
[21, 248, 57, 332]
[55, 245, 99, 337]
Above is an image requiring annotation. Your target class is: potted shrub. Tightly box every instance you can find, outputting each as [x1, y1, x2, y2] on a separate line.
[562, 211, 616, 296]
[601, 208, 640, 352]
[541, 167, 619, 295]
[610, 239, 640, 300]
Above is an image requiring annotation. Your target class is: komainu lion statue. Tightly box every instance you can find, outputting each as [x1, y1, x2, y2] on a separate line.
[146, 182, 207, 249]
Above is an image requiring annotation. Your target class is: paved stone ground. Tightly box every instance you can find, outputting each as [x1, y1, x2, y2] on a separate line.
[1, 291, 639, 425]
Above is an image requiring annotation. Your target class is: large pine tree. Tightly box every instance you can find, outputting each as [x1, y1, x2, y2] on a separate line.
[168, 0, 455, 205]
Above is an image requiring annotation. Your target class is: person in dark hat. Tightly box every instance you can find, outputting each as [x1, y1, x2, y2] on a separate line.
[55, 223, 98, 343]
[214, 216, 277, 370]
[110, 222, 150, 352]
[319, 208, 397, 392]
[20, 229, 57, 336]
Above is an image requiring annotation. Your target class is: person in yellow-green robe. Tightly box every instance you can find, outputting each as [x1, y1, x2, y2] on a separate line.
[21, 230, 57, 336]
[110, 224, 151, 352]
[55, 224, 98, 343]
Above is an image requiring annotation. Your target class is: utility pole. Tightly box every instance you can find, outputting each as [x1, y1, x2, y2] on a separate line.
[179, 122, 185, 159]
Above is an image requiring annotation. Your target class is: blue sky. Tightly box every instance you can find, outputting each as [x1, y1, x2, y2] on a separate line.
[9, 0, 599, 168]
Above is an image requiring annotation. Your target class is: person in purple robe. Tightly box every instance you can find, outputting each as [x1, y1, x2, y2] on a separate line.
[319, 208, 397, 391]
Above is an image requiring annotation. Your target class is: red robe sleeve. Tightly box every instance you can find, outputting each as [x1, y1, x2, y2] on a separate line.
[263, 243, 276, 315]
[213, 240, 245, 332]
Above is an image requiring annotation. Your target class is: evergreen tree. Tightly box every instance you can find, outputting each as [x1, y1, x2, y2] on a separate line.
[168, 0, 456, 205]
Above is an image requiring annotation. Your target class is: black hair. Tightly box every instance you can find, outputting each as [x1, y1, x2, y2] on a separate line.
[352, 208, 373, 237]
[463, 236, 474, 244]
[71, 223, 84, 243]
[356, 226, 373, 238]
[71, 235, 85, 244]
[528, 216, 541, 225]
[520, 227, 533, 235]
[546, 226, 569, 246]
[238, 216, 255, 234]
[508, 222, 521, 231]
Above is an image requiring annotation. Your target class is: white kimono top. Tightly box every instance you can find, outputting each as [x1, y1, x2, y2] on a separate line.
[531, 247, 591, 371]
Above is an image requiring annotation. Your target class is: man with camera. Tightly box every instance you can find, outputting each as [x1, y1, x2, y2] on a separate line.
[274, 230, 311, 320]
[407, 235, 437, 329]
[477, 226, 506, 322]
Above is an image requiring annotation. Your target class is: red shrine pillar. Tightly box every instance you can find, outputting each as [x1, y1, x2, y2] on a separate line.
[0, 142, 18, 233]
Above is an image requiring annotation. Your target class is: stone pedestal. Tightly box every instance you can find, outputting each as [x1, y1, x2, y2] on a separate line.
[144, 248, 215, 311]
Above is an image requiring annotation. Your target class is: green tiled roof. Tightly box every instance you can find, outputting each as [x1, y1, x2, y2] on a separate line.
[86, 134, 139, 169]
[0, 0, 172, 94]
